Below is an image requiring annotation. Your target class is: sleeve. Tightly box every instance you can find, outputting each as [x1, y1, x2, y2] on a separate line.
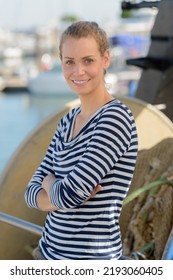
[24, 123, 61, 208]
[49, 105, 134, 209]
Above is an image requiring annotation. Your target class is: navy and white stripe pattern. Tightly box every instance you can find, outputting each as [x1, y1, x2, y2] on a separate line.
[25, 99, 138, 259]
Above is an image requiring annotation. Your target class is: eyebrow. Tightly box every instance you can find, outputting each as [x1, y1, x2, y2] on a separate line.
[64, 56, 74, 59]
[63, 55, 95, 60]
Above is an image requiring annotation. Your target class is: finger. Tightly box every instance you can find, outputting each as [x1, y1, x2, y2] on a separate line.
[91, 185, 102, 196]
[94, 184, 102, 193]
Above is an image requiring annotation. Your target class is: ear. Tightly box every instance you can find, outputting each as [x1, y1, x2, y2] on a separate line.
[103, 49, 110, 69]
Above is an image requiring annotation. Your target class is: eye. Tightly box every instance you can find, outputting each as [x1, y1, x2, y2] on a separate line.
[65, 60, 74, 65]
[84, 58, 94, 64]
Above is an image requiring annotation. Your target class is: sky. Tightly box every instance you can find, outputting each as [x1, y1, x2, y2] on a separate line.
[0, 0, 122, 30]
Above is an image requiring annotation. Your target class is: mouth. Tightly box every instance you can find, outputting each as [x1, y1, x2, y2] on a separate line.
[72, 79, 90, 85]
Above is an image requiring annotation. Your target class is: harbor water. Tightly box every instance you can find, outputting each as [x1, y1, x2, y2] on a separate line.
[0, 91, 75, 175]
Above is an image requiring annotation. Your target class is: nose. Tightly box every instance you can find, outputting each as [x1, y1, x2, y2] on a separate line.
[74, 63, 85, 75]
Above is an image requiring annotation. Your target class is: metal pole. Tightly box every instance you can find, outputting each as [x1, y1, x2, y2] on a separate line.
[162, 227, 173, 260]
[0, 211, 42, 236]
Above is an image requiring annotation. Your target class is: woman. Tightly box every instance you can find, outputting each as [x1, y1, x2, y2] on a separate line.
[25, 21, 138, 260]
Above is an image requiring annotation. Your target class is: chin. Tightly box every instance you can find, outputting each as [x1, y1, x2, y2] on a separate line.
[69, 86, 91, 96]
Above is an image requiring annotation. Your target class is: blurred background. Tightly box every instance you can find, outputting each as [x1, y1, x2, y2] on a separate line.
[0, 0, 158, 174]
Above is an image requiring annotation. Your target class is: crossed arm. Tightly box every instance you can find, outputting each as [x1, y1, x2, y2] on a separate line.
[25, 106, 133, 212]
[37, 173, 101, 211]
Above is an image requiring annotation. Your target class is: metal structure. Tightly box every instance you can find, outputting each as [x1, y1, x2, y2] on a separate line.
[0, 212, 42, 236]
[123, 0, 173, 121]
[121, 0, 160, 10]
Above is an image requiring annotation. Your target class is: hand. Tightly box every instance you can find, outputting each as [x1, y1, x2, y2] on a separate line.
[84, 184, 102, 203]
[42, 173, 57, 195]
[37, 189, 58, 211]
[37, 173, 58, 211]
[90, 184, 102, 197]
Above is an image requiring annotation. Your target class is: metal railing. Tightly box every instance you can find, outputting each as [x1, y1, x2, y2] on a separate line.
[0, 211, 42, 236]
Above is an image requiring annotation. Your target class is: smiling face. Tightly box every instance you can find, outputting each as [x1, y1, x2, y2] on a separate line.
[61, 36, 110, 98]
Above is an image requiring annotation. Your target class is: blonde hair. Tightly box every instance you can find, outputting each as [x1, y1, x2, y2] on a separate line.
[59, 21, 110, 59]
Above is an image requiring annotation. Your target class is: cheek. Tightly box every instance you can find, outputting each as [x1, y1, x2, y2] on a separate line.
[93, 67, 105, 79]
[89, 65, 103, 77]
[61, 66, 71, 80]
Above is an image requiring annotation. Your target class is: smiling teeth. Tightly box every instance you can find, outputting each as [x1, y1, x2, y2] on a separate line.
[73, 80, 87, 84]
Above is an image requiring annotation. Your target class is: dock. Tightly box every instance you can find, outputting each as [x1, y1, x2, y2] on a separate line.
[0, 77, 28, 92]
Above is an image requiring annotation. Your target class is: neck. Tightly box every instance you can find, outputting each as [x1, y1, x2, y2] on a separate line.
[79, 90, 114, 118]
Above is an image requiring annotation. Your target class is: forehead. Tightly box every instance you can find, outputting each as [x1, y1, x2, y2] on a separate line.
[61, 37, 100, 57]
